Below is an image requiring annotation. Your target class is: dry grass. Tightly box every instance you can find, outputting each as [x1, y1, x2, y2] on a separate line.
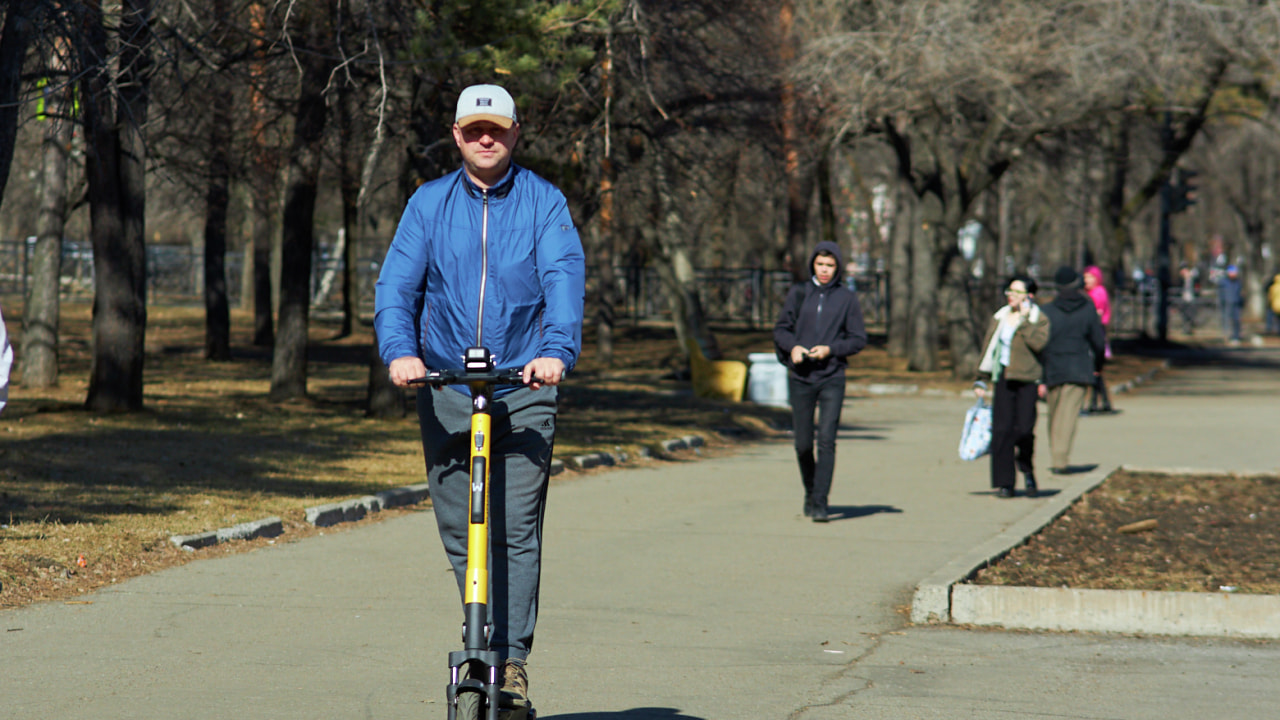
[0, 301, 1168, 609]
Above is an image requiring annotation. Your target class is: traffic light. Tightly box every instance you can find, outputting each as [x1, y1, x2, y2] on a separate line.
[1167, 167, 1199, 214]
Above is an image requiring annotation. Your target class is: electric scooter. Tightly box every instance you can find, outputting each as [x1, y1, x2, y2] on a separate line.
[411, 346, 537, 720]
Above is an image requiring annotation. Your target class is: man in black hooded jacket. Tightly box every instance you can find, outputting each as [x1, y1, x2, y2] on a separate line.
[774, 241, 868, 522]
[1039, 266, 1106, 474]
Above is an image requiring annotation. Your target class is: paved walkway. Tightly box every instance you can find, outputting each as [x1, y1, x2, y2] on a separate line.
[3, 348, 1279, 719]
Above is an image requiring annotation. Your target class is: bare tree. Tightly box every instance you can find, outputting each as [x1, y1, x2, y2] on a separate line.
[82, 0, 153, 412]
[0, 0, 47, 216]
[21, 30, 75, 388]
[269, 0, 336, 401]
[799, 0, 1280, 372]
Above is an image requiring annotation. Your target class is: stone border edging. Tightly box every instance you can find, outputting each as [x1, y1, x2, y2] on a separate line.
[911, 462, 1280, 638]
[168, 435, 709, 548]
[169, 516, 284, 550]
[848, 357, 1170, 400]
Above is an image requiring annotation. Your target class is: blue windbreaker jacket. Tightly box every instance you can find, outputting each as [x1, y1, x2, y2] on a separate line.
[374, 164, 586, 393]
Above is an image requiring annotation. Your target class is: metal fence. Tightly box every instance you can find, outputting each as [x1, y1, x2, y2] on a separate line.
[1110, 286, 1222, 338]
[1, 238, 891, 327]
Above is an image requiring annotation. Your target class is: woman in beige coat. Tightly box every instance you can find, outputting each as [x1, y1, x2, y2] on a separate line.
[975, 276, 1050, 497]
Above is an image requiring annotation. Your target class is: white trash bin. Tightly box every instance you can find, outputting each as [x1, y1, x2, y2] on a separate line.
[746, 353, 789, 407]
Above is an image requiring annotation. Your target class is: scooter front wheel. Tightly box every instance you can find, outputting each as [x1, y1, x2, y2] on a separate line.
[455, 688, 483, 720]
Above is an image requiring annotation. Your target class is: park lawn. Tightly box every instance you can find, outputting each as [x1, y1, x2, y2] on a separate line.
[0, 301, 1165, 609]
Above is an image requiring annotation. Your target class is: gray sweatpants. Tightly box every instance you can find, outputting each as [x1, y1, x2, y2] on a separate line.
[417, 384, 558, 662]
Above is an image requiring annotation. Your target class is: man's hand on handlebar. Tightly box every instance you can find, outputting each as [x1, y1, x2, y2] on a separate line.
[523, 357, 565, 390]
[389, 356, 428, 388]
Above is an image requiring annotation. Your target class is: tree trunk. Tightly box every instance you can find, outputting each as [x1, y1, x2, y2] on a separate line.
[886, 187, 915, 358]
[250, 199, 274, 346]
[778, 0, 814, 282]
[904, 189, 951, 373]
[366, 327, 404, 418]
[247, 0, 274, 347]
[940, 248, 982, 379]
[817, 150, 837, 246]
[592, 37, 617, 366]
[204, 67, 233, 361]
[21, 38, 72, 388]
[269, 25, 331, 401]
[0, 0, 37, 215]
[651, 154, 719, 361]
[589, 219, 618, 367]
[906, 218, 940, 373]
[337, 87, 358, 339]
[84, 0, 151, 413]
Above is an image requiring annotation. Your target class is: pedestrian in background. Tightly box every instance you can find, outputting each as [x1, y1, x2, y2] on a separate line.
[1219, 265, 1243, 345]
[0, 301, 11, 415]
[1265, 270, 1280, 335]
[1040, 267, 1106, 474]
[1082, 266, 1113, 414]
[975, 275, 1049, 498]
[1179, 264, 1199, 335]
[774, 241, 868, 522]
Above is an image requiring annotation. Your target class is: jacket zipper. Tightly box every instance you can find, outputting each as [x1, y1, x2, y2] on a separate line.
[476, 190, 490, 347]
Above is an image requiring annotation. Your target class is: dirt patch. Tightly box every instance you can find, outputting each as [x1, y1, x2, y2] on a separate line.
[972, 469, 1280, 594]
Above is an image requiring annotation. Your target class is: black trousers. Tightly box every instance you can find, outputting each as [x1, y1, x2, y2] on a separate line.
[1088, 371, 1111, 412]
[989, 377, 1037, 490]
[789, 372, 846, 511]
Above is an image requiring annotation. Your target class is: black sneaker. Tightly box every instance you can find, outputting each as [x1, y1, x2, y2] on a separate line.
[811, 506, 830, 523]
[499, 660, 531, 710]
[995, 487, 1014, 498]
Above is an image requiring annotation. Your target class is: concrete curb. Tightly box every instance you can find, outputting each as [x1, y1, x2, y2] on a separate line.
[303, 482, 431, 528]
[950, 584, 1280, 639]
[849, 357, 1171, 400]
[1110, 358, 1171, 394]
[170, 516, 284, 550]
[911, 463, 1280, 638]
[169, 435, 711, 546]
[910, 468, 1110, 624]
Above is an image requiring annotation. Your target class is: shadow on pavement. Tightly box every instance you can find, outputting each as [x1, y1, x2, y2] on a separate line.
[1051, 463, 1099, 475]
[541, 709, 706, 720]
[828, 504, 903, 520]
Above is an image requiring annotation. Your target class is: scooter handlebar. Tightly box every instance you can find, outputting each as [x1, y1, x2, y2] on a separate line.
[406, 367, 537, 388]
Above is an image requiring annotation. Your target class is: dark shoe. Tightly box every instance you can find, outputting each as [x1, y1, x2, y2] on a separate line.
[995, 487, 1014, 498]
[811, 506, 830, 523]
[803, 495, 814, 517]
[499, 660, 531, 710]
[1025, 474, 1039, 498]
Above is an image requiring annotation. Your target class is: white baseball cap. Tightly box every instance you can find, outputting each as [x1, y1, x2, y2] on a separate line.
[455, 84, 518, 129]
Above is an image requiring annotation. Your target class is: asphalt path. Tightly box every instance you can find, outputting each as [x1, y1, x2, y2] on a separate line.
[3, 347, 1278, 719]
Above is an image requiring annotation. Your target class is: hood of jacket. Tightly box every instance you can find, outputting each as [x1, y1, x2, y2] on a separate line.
[809, 240, 845, 288]
[1053, 287, 1090, 313]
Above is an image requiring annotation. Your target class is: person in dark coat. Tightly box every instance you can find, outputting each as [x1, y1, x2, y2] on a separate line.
[773, 241, 868, 522]
[1039, 266, 1106, 474]
[1219, 264, 1244, 344]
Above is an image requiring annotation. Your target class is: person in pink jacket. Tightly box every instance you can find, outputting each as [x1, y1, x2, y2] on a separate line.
[1082, 266, 1113, 414]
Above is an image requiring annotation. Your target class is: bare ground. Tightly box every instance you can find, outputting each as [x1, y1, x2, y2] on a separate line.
[972, 469, 1280, 595]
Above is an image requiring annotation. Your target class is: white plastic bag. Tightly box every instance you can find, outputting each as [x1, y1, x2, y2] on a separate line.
[958, 398, 992, 461]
